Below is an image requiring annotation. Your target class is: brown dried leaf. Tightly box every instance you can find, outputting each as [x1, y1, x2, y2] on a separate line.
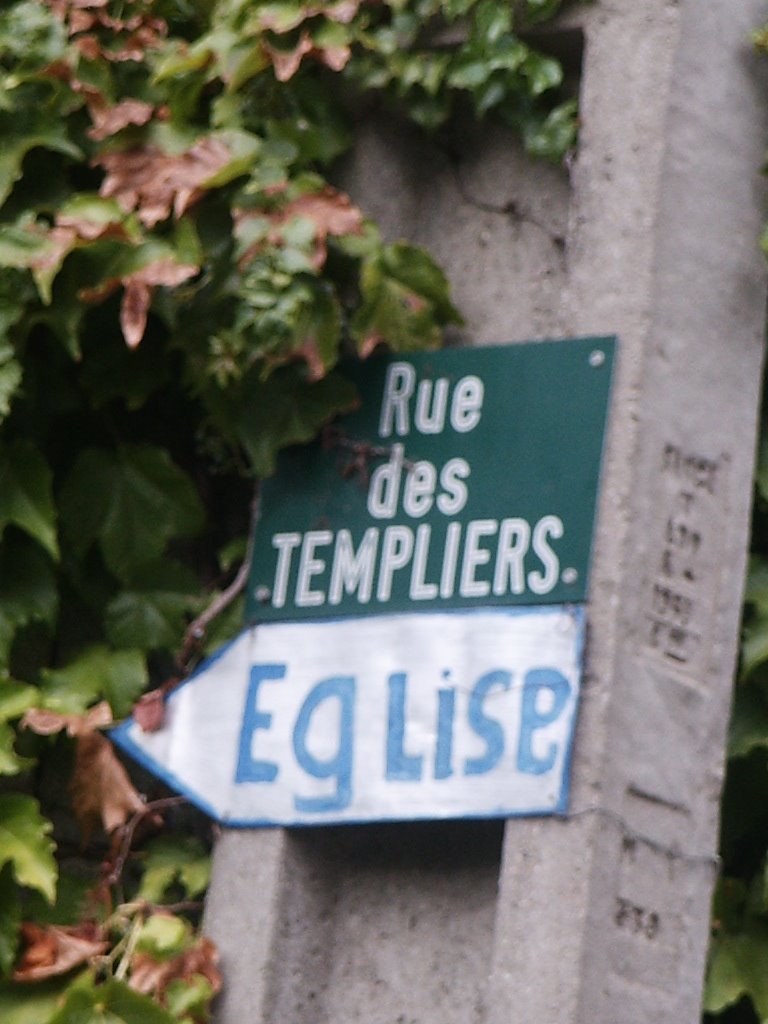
[24, 207, 130, 284]
[325, 0, 360, 23]
[50, 0, 167, 61]
[79, 256, 198, 347]
[13, 921, 108, 982]
[130, 260, 200, 289]
[129, 937, 222, 1001]
[120, 280, 152, 350]
[257, 0, 359, 32]
[71, 731, 145, 837]
[74, 33, 102, 60]
[27, 225, 79, 278]
[291, 338, 327, 381]
[121, 258, 199, 347]
[238, 186, 363, 270]
[88, 98, 155, 141]
[316, 43, 351, 72]
[21, 702, 113, 738]
[133, 689, 167, 733]
[265, 29, 351, 80]
[265, 31, 314, 82]
[45, 0, 107, 18]
[40, 58, 106, 128]
[97, 138, 232, 227]
[68, 9, 96, 32]
[55, 213, 131, 244]
[285, 188, 364, 239]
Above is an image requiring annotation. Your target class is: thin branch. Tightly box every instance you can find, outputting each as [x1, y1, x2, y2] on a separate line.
[106, 795, 189, 888]
[145, 899, 204, 915]
[114, 914, 144, 982]
[176, 481, 261, 672]
[322, 426, 414, 487]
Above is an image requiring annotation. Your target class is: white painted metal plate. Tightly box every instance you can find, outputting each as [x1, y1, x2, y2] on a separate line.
[113, 606, 584, 826]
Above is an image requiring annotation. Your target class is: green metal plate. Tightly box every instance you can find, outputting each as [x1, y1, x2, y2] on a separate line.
[246, 337, 615, 623]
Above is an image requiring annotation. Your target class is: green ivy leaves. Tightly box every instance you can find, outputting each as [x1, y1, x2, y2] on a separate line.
[137, 836, 211, 905]
[0, 0, 573, 1019]
[347, 0, 576, 151]
[48, 978, 177, 1024]
[0, 682, 37, 775]
[0, 795, 56, 904]
[60, 447, 203, 583]
[0, 443, 57, 560]
[41, 648, 147, 720]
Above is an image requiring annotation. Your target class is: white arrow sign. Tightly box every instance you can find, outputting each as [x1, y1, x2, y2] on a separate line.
[112, 606, 584, 826]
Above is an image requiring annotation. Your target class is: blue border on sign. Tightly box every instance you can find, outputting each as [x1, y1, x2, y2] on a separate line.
[111, 604, 586, 827]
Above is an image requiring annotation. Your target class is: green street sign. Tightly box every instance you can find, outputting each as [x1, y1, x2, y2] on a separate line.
[246, 337, 615, 624]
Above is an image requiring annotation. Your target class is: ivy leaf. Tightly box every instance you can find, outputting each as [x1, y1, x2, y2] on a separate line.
[48, 977, 176, 1024]
[164, 974, 215, 1020]
[42, 647, 147, 719]
[0, 795, 56, 904]
[22, 703, 113, 740]
[0, 681, 38, 776]
[0, 342, 22, 425]
[105, 561, 200, 652]
[0, 722, 31, 777]
[741, 614, 768, 680]
[0, 866, 21, 976]
[521, 0, 563, 26]
[745, 554, 768, 610]
[59, 446, 203, 582]
[352, 243, 461, 355]
[213, 365, 359, 477]
[138, 836, 211, 904]
[0, 539, 58, 670]
[70, 732, 145, 839]
[0, 541, 58, 631]
[705, 924, 768, 1019]
[12, 922, 108, 982]
[729, 677, 768, 757]
[522, 99, 578, 161]
[378, 243, 463, 324]
[135, 915, 190, 960]
[0, 682, 37, 719]
[0, 977, 71, 1024]
[128, 935, 221, 1009]
[0, 124, 82, 210]
[0, 442, 58, 559]
[95, 132, 259, 229]
[522, 51, 562, 96]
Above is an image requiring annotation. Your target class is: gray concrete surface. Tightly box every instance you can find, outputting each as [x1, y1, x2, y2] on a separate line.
[204, 1, 768, 1020]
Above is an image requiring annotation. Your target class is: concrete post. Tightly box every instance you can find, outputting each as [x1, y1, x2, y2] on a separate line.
[203, 2, 768, 1021]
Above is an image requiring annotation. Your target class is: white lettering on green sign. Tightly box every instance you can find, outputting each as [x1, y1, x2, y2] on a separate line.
[247, 338, 615, 622]
[266, 362, 564, 610]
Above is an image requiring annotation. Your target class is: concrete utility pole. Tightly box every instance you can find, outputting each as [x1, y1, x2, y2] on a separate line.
[204, 1, 768, 1021]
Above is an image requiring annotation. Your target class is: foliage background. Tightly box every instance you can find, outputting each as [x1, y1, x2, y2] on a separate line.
[0, 0, 576, 1021]
[9, 1, 768, 1021]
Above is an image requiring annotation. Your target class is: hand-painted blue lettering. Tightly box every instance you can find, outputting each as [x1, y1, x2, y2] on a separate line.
[517, 668, 571, 775]
[464, 669, 510, 776]
[235, 663, 285, 783]
[386, 672, 424, 780]
[434, 688, 456, 779]
[293, 676, 355, 812]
